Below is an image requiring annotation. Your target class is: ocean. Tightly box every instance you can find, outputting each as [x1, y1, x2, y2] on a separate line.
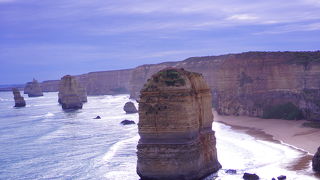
[0, 92, 318, 180]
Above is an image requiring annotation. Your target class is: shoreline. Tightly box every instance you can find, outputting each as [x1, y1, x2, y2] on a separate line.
[213, 111, 320, 155]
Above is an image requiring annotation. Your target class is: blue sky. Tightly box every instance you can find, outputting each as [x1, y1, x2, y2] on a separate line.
[0, 0, 320, 84]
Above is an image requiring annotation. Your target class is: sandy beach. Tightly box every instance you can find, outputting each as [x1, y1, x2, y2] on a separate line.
[214, 111, 320, 155]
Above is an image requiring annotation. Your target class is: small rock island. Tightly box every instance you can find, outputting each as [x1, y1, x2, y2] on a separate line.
[58, 75, 87, 110]
[123, 101, 138, 114]
[137, 68, 221, 180]
[24, 79, 43, 97]
[12, 88, 26, 107]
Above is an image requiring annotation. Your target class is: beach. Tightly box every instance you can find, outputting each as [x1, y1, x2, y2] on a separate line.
[214, 111, 320, 155]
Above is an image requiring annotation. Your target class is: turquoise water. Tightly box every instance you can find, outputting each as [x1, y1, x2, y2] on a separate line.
[0, 92, 317, 179]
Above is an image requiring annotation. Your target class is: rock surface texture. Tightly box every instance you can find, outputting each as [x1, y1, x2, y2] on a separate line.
[24, 79, 43, 97]
[313, 147, 320, 172]
[58, 75, 87, 110]
[123, 102, 138, 113]
[12, 88, 26, 107]
[130, 51, 320, 121]
[137, 68, 221, 180]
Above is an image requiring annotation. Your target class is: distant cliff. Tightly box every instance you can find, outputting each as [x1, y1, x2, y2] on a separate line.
[40, 69, 133, 95]
[129, 51, 320, 121]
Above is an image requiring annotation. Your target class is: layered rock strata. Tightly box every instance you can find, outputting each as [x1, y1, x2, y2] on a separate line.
[129, 51, 320, 121]
[123, 102, 138, 113]
[58, 75, 87, 110]
[137, 68, 221, 180]
[12, 88, 26, 107]
[24, 79, 43, 97]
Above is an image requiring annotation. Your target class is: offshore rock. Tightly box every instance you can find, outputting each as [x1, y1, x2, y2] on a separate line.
[120, 119, 135, 125]
[12, 88, 26, 107]
[123, 102, 138, 114]
[24, 79, 43, 97]
[58, 75, 86, 110]
[313, 147, 320, 172]
[243, 173, 260, 180]
[137, 68, 221, 180]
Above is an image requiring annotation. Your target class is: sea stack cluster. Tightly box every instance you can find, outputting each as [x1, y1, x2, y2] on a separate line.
[137, 68, 221, 180]
[24, 79, 43, 97]
[58, 75, 87, 110]
[12, 88, 26, 107]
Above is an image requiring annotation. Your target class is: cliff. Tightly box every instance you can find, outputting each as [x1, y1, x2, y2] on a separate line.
[137, 68, 221, 180]
[39, 69, 133, 95]
[129, 51, 320, 121]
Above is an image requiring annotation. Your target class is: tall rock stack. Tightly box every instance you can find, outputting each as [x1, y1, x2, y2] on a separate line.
[12, 88, 26, 107]
[24, 79, 43, 97]
[58, 75, 87, 110]
[137, 68, 221, 180]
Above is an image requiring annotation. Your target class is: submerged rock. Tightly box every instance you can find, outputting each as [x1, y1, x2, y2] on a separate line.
[313, 147, 320, 172]
[243, 173, 259, 180]
[24, 79, 43, 97]
[123, 102, 138, 114]
[225, 169, 237, 174]
[137, 68, 221, 180]
[93, 116, 101, 119]
[12, 88, 26, 107]
[277, 175, 286, 180]
[120, 119, 135, 125]
[58, 75, 86, 110]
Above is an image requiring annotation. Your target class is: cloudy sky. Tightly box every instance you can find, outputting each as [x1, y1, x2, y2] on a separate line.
[1, 0, 320, 84]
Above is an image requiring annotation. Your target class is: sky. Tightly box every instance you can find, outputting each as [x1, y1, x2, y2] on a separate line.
[0, 0, 320, 84]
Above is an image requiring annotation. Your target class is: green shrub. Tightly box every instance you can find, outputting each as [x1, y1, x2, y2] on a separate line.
[158, 69, 185, 86]
[262, 102, 303, 120]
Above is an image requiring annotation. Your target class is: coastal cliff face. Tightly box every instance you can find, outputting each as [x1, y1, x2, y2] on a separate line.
[39, 69, 132, 95]
[24, 79, 43, 97]
[137, 68, 221, 180]
[40, 80, 60, 92]
[129, 52, 320, 121]
[58, 75, 87, 109]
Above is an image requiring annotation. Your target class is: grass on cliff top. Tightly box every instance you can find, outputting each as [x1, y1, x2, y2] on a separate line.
[262, 102, 304, 120]
[302, 121, 320, 129]
[290, 52, 320, 66]
[155, 69, 186, 86]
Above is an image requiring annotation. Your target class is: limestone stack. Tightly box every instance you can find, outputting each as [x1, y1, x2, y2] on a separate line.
[58, 75, 87, 110]
[24, 79, 43, 97]
[137, 68, 221, 180]
[12, 88, 26, 107]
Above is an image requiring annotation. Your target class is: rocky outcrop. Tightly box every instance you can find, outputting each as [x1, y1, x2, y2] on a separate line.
[12, 88, 26, 107]
[58, 75, 87, 110]
[129, 51, 320, 121]
[137, 68, 221, 180]
[120, 120, 135, 125]
[313, 147, 320, 172]
[24, 79, 43, 97]
[123, 102, 138, 114]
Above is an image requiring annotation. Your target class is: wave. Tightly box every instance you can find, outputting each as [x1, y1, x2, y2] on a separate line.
[103, 135, 139, 162]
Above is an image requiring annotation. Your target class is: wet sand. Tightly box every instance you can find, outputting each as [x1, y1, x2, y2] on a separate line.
[214, 111, 320, 155]
[213, 111, 320, 179]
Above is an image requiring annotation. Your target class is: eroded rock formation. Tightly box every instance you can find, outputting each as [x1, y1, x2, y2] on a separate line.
[313, 147, 320, 172]
[123, 102, 138, 114]
[129, 51, 320, 121]
[12, 88, 26, 107]
[58, 75, 87, 110]
[24, 79, 43, 97]
[137, 68, 221, 180]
